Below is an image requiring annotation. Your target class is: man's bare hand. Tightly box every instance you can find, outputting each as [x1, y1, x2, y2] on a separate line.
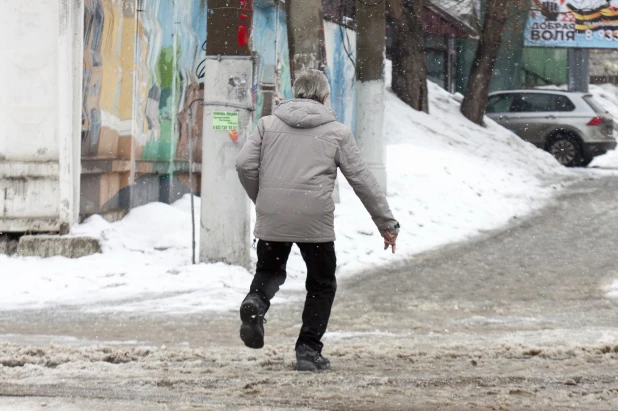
[383, 231, 397, 254]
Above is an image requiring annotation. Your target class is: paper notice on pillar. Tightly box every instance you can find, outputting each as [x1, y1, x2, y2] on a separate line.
[212, 112, 239, 130]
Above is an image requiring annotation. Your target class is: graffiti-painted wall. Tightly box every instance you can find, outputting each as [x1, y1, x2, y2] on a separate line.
[79, 1, 356, 218]
[81, 0, 209, 216]
[253, 0, 293, 122]
[324, 20, 357, 132]
[80, 0, 295, 217]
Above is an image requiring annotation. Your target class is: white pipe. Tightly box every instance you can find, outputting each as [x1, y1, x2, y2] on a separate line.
[188, 105, 197, 265]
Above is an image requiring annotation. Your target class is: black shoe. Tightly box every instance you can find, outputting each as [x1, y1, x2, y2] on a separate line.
[294, 345, 331, 371]
[239, 295, 266, 349]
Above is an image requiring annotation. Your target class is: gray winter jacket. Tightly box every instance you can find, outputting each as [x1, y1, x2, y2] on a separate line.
[236, 99, 399, 243]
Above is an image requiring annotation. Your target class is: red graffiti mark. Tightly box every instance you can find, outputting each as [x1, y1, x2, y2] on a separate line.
[238, 0, 252, 46]
[239, 0, 250, 20]
[238, 23, 248, 46]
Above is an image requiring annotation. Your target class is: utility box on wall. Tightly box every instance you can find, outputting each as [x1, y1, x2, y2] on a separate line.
[0, 1, 83, 233]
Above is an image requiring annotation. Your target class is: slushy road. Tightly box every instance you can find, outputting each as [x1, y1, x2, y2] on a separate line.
[1, 175, 618, 410]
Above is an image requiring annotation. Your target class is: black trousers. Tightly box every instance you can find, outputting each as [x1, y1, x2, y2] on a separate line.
[246, 240, 337, 353]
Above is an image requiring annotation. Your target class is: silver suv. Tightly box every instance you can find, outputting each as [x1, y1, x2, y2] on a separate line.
[486, 90, 616, 166]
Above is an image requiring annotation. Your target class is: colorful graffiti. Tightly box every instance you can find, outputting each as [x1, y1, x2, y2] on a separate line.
[252, 0, 293, 122]
[324, 20, 357, 132]
[82, 0, 104, 158]
[81, 0, 209, 214]
[79, 0, 332, 217]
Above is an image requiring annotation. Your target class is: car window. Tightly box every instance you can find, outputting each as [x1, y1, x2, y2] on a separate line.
[553, 95, 576, 112]
[486, 94, 515, 113]
[583, 95, 608, 114]
[510, 93, 575, 113]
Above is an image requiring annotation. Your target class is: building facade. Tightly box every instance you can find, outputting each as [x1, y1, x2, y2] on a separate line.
[0, 0, 363, 233]
[323, 0, 479, 94]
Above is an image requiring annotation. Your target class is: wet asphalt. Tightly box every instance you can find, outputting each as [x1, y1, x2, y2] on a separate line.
[1, 172, 618, 410]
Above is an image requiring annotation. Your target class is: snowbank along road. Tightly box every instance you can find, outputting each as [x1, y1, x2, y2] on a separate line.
[1, 175, 618, 410]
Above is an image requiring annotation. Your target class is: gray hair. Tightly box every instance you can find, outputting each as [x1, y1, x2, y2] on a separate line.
[293, 70, 330, 103]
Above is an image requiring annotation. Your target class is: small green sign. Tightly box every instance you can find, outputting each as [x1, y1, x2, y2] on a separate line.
[212, 111, 239, 131]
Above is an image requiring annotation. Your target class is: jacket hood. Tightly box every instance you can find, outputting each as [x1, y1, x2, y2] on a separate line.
[274, 99, 337, 129]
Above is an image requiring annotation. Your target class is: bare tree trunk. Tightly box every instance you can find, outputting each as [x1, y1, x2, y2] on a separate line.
[386, 0, 428, 113]
[460, 0, 509, 125]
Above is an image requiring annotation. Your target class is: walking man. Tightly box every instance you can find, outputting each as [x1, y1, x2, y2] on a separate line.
[236, 70, 399, 371]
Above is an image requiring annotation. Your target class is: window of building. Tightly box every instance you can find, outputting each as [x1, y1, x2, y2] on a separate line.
[425, 34, 448, 90]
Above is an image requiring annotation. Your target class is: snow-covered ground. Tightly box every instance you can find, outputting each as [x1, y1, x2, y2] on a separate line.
[0, 65, 575, 314]
[0, 198, 253, 313]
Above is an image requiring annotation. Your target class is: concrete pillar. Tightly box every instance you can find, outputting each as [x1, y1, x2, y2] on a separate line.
[355, 0, 387, 193]
[568, 48, 590, 93]
[286, 0, 327, 77]
[59, 0, 84, 233]
[200, 0, 253, 267]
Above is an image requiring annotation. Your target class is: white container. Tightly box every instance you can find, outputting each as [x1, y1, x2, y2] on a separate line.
[0, 1, 83, 233]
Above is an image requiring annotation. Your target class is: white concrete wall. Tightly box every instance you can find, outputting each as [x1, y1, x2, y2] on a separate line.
[0, 0, 83, 232]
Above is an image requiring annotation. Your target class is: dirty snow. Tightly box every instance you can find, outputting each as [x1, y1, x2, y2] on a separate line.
[0, 62, 574, 314]
[1, 328, 617, 410]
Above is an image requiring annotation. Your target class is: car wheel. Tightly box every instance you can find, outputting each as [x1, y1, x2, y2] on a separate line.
[580, 153, 594, 167]
[547, 134, 583, 167]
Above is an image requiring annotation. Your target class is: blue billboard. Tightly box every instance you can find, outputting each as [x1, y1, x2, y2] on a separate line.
[525, 0, 618, 48]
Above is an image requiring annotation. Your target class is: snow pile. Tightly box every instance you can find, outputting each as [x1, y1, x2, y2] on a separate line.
[320, 65, 570, 278]
[0, 64, 573, 314]
[0, 197, 251, 313]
